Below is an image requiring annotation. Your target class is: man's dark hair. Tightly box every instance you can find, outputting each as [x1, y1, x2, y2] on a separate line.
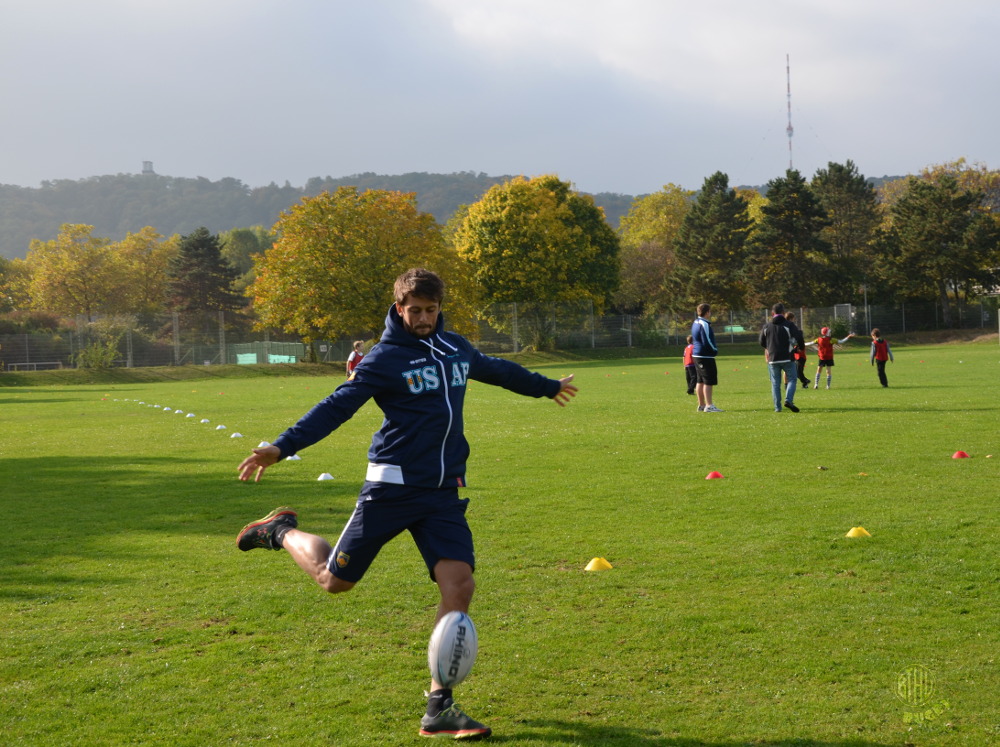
[394, 268, 445, 304]
[772, 302, 785, 314]
[697, 303, 711, 316]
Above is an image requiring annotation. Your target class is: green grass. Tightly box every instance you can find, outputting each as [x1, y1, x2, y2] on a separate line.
[2, 341, 998, 746]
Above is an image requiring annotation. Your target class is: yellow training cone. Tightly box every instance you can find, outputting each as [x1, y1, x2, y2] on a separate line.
[585, 557, 613, 571]
[845, 526, 872, 538]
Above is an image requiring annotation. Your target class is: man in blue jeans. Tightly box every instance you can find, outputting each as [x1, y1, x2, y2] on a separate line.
[759, 302, 800, 413]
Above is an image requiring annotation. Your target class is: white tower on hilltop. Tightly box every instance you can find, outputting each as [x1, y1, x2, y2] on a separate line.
[142, 161, 155, 175]
[785, 54, 794, 171]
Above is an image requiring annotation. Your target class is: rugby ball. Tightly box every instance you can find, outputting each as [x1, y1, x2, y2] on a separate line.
[427, 611, 478, 688]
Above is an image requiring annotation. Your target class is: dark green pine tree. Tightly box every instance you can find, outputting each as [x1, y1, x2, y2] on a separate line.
[671, 171, 752, 312]
[747, 169, 832, 307]
[168, 227, 242, 314]
[811, 160, 880, 304]
[886, 175, 1000, 327]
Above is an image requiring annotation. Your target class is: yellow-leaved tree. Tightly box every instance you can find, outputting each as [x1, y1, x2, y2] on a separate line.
[615, 184, 693, 315]
[249, 187, 476, 343]
[26, 224, 123, 320]
[453, 175, 620, 349]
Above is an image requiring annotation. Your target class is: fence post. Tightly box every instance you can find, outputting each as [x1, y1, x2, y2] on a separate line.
[218, 310, 226, 365]
[590, 299, 595, 348]
[172, 312, 180, 365]
[512, 303, 519, 354]
[126, 326, 134, 368]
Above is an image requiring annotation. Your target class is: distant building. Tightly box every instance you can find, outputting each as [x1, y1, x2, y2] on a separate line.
[142, 161, 155, 175]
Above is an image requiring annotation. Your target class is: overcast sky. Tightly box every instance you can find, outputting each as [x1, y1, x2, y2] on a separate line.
[1, 0, 996, 195]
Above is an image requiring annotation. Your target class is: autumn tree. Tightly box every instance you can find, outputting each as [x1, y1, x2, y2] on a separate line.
[811, 160, 880, 302]
[250, 187, 472, 342]
[25, 224, 125, 320]
[746, 170, 832, 307]
[220, 226, 274, 293]
[453, 175, 619, 348]
[167, 227, 242, 315]
[671, 172, 752, 312]
[615, 184, 692, 314]
[115, 227, 177, 316]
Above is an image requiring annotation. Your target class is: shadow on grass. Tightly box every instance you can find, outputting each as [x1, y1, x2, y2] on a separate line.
[496, 719, 892, 746]
[2, 454, 358, 581]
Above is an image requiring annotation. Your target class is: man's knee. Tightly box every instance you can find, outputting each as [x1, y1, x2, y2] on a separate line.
[319, 574, 356, 594]
[434, 557, 473, 590]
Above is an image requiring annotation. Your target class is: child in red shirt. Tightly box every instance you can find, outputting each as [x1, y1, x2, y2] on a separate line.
[869, 328, 893, 387]
[683, 335, 696, 395]
[346, 340, 365, 377]
[805, 327, 855, 389]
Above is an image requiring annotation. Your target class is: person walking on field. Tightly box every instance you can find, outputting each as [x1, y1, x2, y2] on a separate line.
[346, 340, 365, 376]
[760, 303, 800, 413]
[236, 268, 578, 741]
[783, 312, 810, 388]
[691, 303, 723, 412]
[805, 327, 855, 389]
[869, 328, 894, 387]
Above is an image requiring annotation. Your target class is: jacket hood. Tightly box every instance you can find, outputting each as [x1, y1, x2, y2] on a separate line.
[380, 303, 446, 348]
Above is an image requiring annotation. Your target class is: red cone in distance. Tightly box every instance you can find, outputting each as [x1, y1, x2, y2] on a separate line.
[706, 471, 724, 480]
[952, 451, 970, 459]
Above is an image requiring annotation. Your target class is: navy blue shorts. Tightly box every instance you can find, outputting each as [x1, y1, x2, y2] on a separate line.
[327, 482, 475, 583]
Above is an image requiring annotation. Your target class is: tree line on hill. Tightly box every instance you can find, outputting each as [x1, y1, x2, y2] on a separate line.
[1, 159, 997, 360]
[0, 171, 634, 261]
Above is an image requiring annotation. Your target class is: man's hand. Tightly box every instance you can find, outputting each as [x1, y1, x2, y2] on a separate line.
[238, 445, 282, 483]
[553, 374, 578, 407]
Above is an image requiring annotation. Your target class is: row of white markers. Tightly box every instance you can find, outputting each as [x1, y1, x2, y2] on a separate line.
[114, 398, 335, 480]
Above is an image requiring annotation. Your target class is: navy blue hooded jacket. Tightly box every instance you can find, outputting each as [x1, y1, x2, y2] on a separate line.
[271, 304, 562, 489]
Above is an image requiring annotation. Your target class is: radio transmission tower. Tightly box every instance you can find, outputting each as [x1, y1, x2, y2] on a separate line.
[785, 53, 794, 170]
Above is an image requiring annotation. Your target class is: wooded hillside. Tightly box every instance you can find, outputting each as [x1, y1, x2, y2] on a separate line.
[0, 172, 636, 259]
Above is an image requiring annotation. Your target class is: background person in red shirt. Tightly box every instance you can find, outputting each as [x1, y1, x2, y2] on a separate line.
[683, 335, 696, 395]
[805, 327, 855, 389]
[869, 328, 894, 387]
[346, 340, 365, 377]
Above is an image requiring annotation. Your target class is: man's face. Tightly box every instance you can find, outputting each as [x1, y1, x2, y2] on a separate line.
[396, 294, 441, 338]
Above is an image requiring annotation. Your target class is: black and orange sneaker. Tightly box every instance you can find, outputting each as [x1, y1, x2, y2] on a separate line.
[419, 699, 491, 740]
[236, 507, 297, 551]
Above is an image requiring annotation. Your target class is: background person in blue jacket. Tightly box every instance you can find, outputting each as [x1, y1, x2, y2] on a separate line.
[235, 268, 577, 741]
[691, 302, 723, 412]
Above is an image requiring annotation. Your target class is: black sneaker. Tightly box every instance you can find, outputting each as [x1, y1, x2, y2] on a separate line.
[419, 699, 491, 740]
[784, 402, 800, 413]
[236, 507, 297, 551]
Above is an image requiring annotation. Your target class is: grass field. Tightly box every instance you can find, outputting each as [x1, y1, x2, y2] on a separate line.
[2, 340, 998, 746]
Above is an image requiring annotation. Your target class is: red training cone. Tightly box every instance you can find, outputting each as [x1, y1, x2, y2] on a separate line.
[952, 451, 970, 459]
[705, 471, 724, 480]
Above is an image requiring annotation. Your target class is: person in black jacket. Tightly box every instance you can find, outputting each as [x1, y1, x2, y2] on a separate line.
[759, 302, 800, 413]
[784, 311, 810, 388]
[235, 268, 577, 740]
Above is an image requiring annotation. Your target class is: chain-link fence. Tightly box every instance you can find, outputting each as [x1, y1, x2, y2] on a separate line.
[1, 299, 997, 371]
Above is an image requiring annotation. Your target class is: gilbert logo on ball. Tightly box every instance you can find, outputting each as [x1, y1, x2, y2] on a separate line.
[428, 611, 478, 688]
